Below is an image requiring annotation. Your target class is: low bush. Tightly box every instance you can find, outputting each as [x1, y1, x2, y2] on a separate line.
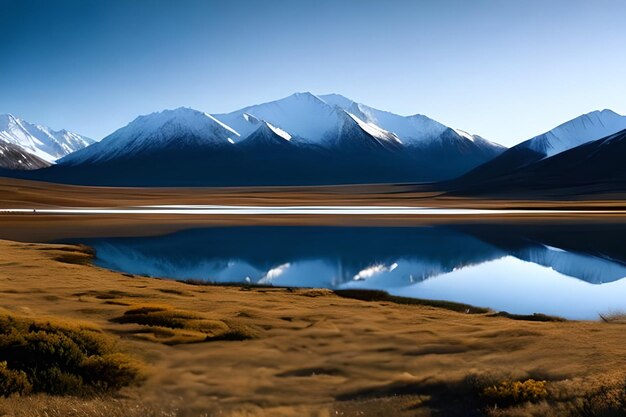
[0, 314, 142, 397]
[575, 377, 626, 416]
[0, 361, 31, 396]
[110, 305, 257, 345]
[482, 379, 548, 407]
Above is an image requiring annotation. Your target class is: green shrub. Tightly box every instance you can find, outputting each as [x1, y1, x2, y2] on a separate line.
[81, 353, 141, 391]
[0, 314, 142, 397]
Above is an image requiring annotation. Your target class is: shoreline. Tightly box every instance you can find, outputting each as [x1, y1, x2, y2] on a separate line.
[0, 239, 624, 416]
[4, 212, 626, 243]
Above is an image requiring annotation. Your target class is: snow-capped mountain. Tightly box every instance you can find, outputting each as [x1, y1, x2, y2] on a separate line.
[60, 92, 498, 165]
[237, 121, 295, 149]
[320, 94, 450, 144]
[214, 92, 344, 143]
[12, 93, 506, 186]
[455, 109, 626, 186]
[60, 107, 239, 165]
[213, 92, 404, 149]
[0, 114, 93, 163]
[319, 94, 505, 152]
[518, 109, 626, 157]
[0, 141, 50, 170]
[451, 127, 626, 196]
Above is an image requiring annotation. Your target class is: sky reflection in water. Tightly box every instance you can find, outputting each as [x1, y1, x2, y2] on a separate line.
[72, 225, 626, 320]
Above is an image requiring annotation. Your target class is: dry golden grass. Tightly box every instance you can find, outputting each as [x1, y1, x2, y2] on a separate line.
[0, 239, 625, 416]
[110, 305, 257, 344]
[0, 395, 186, 417]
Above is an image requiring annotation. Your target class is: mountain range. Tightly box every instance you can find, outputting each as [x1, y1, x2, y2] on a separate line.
[1, 93, 626, 193]
[77, 224, 626, 287]
[3, 93, 506, 186]
[0, 114, 93, 169]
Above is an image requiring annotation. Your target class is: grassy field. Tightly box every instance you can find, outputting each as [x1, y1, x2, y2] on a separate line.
[0, 239, 624, 416]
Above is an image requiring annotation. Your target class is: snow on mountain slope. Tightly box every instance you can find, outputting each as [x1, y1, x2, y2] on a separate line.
[265, 122, 292, 141]
[213, 92, 345, 144]
[0, 114, 93, 163]
[344, 112, 402, 145]
[452, 129, 505, 150]
[518, 109, 626, 157]
[514, 244, 626, 284]
[318, 94, 506, 155]
[59, 107, 240, 165]
[320, 94, 448, 145]
[237, 121, 298, 151]
[214, 92, 404, 148]
[32, 94, 512, 185]
[0, 141, 50, 170]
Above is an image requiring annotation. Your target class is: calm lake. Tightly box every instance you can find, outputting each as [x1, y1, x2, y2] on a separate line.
[71, 224, 626, 320]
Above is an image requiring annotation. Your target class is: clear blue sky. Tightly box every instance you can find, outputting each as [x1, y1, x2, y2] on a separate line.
[1, 0, 625, 146]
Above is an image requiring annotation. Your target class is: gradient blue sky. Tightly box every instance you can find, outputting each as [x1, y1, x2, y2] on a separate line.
[1, 0, 625, 146]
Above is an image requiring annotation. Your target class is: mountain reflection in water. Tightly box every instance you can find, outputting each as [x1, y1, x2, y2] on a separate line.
[70, 225, 626, 319]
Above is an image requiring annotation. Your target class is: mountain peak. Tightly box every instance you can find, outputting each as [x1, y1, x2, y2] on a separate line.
[59, 107, 240, 165]
[318, 93, 355, 109]
[213, 93, 341, 143]
[290, 91, 317, 98]
[0, 113, 92, 163]
[597, 108, 620, 115]
[0, 113, 20, 128]
[132, 107, 240, 138]
[519, 108, 626, 157]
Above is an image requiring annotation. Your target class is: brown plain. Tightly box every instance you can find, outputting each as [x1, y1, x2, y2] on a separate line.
[0, 177, 625, 416]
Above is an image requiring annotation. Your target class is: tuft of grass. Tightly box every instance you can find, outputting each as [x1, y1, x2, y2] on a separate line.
[482, 379, 548, 406]
[157, 288, 188, 296]
[0, 394, 188, 417]
[0, 314, 142, 397]
[53, 252, 93, 265]
[47, 244, 95, 266]
[465, 372, 626, 416]
[599, 312, 626, 324]
[110, 305, 257, 345]
[333, 289, 490, 314]
[76, 290, 149, 301]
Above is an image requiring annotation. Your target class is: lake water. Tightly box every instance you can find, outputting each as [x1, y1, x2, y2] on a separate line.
[72, 224, 626, 320]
